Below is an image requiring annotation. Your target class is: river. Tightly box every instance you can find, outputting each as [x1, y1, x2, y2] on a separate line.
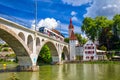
[0, 63, 120, 80]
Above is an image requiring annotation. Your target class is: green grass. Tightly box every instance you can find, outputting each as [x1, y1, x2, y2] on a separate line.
[0, 61, 17, 64]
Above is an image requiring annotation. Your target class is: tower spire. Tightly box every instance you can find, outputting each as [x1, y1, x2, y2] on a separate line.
[70, 18, 72, 24]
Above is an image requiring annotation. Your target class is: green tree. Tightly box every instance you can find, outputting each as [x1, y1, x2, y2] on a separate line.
[81, 16, 113, 42]
[81, 16, 115, 50]
[81, 17, 97, 41]
[75, 33, 87, 45]
[99, 45, 107, 51]
[37, 45, 52, 64]
[64, 38, 69, 43]
[113, 14, 120, 37]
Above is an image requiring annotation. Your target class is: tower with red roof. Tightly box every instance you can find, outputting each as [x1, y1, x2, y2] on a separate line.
[68, 18, 79, 60]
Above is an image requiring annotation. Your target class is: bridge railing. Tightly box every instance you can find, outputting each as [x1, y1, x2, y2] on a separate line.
[0, 14, 31, 28]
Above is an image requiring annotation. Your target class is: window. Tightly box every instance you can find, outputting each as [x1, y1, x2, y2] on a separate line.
[85, 46, 87, 49]
[86, 56, 89, 59]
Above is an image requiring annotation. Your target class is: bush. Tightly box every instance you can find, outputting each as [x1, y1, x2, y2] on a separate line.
[3, 44, 9, 47]
[2, 48, 9, 51]
[99, 45, 107, 51]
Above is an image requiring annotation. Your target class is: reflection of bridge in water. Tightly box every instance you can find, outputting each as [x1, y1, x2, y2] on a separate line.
[0, 17, 70, 71]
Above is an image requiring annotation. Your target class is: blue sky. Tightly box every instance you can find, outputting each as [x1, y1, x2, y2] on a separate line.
[0, 0, 120, 37]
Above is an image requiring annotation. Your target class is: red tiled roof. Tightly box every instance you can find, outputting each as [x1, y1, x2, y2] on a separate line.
[52, 29, 61, 35]
[69, 18, 74, 29]
[70, 31, 77, 40]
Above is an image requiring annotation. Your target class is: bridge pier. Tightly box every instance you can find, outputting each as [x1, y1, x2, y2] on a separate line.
[17, 65, 39, 71]
[17, 56, 39, 71]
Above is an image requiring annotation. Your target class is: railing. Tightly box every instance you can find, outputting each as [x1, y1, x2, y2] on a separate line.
[0, 14, 31, 28]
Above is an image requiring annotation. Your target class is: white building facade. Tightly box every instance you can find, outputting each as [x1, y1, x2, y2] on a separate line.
[83, 40, 98, 61]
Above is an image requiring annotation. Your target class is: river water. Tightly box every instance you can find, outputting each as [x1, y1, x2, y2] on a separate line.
[0, 63, 120, 80]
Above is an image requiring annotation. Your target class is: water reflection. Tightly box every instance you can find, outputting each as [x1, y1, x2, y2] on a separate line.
[0, 64, 120, 80]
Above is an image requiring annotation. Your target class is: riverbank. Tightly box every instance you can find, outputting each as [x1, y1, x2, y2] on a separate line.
[0, 61, 17, 64]
[64, 60, 120, 64]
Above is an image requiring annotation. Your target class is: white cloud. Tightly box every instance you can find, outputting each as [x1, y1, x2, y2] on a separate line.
[31, 18, 59, 31]
[71, 11, 77, 16]
[72, 16, 78, 21]
[62, 0, 92, 6]
[38, 18, 58, 29]
[84, 0, 120, 19]
[31, 20, 35, 30]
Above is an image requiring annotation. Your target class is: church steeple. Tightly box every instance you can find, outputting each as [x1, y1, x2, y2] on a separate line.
[68, 18, 77, 40]
[70, 18, 72, 24]
[69, 18, 74, 29]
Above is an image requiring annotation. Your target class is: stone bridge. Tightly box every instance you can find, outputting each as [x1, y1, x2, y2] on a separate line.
[0, 17, 69, 71]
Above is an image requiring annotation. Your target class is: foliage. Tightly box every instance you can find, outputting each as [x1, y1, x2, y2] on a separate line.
[81, 17, 96, 41]
[2, 48, 9, 51]
[75, 33, 87, 45]
[37, 45, 52, 64]
[113, 14, 120, 37]
[81, 15, 120, 50]
[99, 45, 107, 51]
[8, 53, 16, 57]
[61, 52, 65, 60]
[64, 34, 87, 45]
[64, 38, 69, 43]
[0, 44, 2, 46]
[3, 44, 9, 47]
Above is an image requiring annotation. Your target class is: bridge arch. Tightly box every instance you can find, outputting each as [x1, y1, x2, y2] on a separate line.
[18, 32, 25, 41]
[62, 46, 69, 60]
[37, 41, 59, 63]
[27, 35, 33, 52]
[36, 37, 40, 52]
[0, 24, 32, 66]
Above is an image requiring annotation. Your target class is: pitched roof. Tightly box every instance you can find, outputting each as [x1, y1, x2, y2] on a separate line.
[69, 18, 74, 29]
[70, 31, 77, 40]
[52, 29, 61, 35]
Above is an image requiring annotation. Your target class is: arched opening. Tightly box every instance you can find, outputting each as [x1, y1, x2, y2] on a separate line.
[37, 42, 58, 65]
[36, 37, 40, 46]
[62, 46, 69, 61]
[27, 35, 33, 52]
[0, 25, 32, 69]
[18, 32, 25, 41]
[36, 37, 40, 53]
[0, 39, 17, 62]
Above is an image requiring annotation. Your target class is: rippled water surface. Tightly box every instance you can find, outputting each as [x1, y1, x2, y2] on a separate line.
[0, 63, 120, 80]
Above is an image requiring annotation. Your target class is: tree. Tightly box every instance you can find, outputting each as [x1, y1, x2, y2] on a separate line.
[99, 45, 107, 51]
[81, 17, 97, 41]
[113, 14, 120, 38]
[64, 38, 69, 43]
[81, 16, 113, 42]
[81, 16, 115, 50]
[37, 45, 52, 64]
[75, 33, 87, 45]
